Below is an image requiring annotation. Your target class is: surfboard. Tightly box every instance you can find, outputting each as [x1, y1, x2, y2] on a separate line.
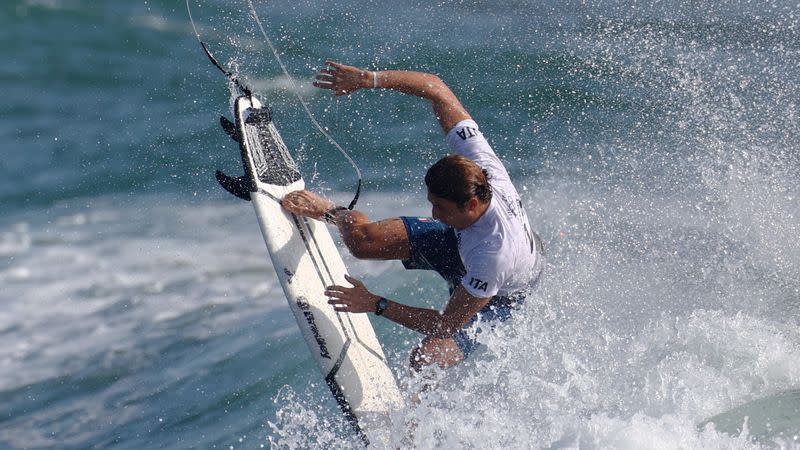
[215, 94, 403, 444]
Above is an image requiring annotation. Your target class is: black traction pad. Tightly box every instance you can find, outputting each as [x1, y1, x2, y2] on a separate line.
[237, 100, 302, 187]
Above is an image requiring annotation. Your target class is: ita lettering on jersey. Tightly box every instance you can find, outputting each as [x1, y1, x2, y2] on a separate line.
[455, 126, 479, 140]
[468, 277, 488, 292]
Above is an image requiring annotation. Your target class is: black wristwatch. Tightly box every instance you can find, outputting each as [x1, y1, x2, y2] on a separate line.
[374, 297, 388, 316]
[323, 206, 348, 224]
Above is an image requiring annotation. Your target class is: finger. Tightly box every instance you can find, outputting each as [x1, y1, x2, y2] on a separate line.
[315, 74, 334, 82]
[344, 273, 362, 286]
[285, 189, 308, 200]
[313, 81, 335, 90]
[317, 69, 335, 76]
[325, 60, 343, 69]
[325, 286, 349, 297]
[280, 195, 297, 209]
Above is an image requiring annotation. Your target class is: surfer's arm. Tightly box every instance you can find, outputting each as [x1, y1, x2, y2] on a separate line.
[282, 191, 412, 259]
[383, 285, 491, 338]
[314, 60, 471, 133]
[373, 70, 471, 134]
[326, 276, 490, 338]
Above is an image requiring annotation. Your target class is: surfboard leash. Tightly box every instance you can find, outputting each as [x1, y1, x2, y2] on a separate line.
[186, 0, 252, 100]
[245, 0, 362, 211]
[185, 0, 363, 211]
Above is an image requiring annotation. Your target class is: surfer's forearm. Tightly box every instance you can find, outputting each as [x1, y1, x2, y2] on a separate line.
[323, 272, 467, 336]
[314, 60, 470, 133]
[380, 299, 457, 337]
[383, 285, 490, 337]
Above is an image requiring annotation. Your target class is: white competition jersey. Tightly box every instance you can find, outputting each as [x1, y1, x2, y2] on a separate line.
[446, 119, 539, 298]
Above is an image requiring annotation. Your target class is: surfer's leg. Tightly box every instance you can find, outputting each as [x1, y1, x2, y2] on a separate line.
[403, 337, 463, 417]
[450, 295, 524, 359]
[409, 336, 464, 371]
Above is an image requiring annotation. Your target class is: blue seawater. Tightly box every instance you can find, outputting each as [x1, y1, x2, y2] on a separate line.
[2, 0, 799, 448]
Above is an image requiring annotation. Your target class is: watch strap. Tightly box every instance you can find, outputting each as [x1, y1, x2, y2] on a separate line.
[323, 206, 348, 224]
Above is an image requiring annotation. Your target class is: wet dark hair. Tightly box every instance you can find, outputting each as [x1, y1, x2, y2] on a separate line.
[424, 154, 492, 208]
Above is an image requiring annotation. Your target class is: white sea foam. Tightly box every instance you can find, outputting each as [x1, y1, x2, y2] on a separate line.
[0, 222, 31, 256]
[0, 196, 288, 393]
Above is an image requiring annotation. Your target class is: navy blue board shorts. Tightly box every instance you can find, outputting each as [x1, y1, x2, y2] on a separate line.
[400, 216, 526, 359]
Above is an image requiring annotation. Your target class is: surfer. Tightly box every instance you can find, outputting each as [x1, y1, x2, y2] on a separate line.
[282, 61, 544, 371]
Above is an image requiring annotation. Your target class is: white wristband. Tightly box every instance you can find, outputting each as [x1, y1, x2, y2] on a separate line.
[372, 71, 380, 89]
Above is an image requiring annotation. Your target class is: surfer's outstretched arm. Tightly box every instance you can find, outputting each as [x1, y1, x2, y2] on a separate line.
[314, 60, 471, 133]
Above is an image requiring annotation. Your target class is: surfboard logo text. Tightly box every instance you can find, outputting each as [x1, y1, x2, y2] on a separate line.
[296, 298, 332, 359]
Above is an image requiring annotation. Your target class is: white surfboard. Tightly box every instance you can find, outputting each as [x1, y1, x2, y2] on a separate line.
[216, 95, 403, 444]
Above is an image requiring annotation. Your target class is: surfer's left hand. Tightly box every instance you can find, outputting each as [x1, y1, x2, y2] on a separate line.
[325, 274, 380, 313]
[313, 60, 371, 96]
[282, 190, 334, 220]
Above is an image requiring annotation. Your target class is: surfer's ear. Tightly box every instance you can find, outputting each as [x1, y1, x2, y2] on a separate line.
[465, 196, 479, 212]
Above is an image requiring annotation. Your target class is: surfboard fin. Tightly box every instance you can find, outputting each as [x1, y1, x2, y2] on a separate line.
[215, 170, 251, 201]
[219, 116, 239, 142]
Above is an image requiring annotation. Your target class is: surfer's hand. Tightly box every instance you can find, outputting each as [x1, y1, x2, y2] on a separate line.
[325, 274, 380, 313]
[282, 190, 334, 220]
[313, 60, 370, 96]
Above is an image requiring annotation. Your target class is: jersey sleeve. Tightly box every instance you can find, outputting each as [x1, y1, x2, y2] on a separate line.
[446, 119, 511, 184]
[460, 246, 504, 298]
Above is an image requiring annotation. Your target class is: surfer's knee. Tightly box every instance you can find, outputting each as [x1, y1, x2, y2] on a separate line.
[409, 337, 464, 372]
[409, 344, 431, 372]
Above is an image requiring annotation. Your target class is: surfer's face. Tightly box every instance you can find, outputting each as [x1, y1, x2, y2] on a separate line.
[427, 191, 473, 230]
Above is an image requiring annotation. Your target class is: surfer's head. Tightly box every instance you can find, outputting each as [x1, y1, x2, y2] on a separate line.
[425, 155, 492, 229]
[425, 155, 492, 207]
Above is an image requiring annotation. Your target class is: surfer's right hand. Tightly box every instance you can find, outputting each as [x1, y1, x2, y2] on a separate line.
[313, 60, 371, 96]
[281, 190, 334, 220]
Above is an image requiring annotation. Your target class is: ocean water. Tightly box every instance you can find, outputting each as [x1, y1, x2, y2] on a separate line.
[2, 0, 800, 448]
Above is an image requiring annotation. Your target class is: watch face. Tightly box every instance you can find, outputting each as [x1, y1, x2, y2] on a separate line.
[376, 297, 388, 315]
